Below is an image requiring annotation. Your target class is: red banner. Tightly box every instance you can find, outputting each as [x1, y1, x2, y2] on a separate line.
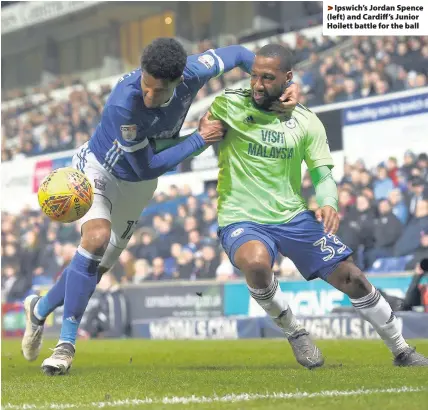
[32, 159, 53, 194]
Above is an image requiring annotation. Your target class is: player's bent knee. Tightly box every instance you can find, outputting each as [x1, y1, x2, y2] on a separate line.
[248, 259, 271, 274]
[234, 241, 272, 287]
[235, 252, 271, 274]
[81, 219, 111, 255]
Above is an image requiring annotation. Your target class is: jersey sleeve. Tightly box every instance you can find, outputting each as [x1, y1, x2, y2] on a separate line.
[209, 93, 228, 122]
[186, 45, 254, 90]
[304, 113, 334, 170]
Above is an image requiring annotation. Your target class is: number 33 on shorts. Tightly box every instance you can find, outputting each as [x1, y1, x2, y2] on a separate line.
[313, 233, 347, 262]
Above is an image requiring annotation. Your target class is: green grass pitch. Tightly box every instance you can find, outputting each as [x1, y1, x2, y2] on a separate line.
[2, 339, 428, 409]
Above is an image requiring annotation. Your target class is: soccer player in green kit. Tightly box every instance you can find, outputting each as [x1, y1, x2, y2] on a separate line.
[209, 44, 428, 369]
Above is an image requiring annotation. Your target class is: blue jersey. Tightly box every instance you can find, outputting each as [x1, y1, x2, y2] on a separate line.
[88, 46, 255, 182]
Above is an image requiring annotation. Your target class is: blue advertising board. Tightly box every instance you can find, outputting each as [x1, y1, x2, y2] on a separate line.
[224, 276, 412, 317]
[342, 93, 428, 126]
[130, 312, 428, 340]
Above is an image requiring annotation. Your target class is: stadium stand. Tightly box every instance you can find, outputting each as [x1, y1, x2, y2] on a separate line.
[2, 36, 427, 161]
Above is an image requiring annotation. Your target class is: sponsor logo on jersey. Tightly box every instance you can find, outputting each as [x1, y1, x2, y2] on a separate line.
[120, 124, 137, 141]
[198, 54, 215, 69]
[248, 143, 294, 159]
[261, 130, 285, 144]
[231, 228, 244, 238]
[285, 118, 296, 129]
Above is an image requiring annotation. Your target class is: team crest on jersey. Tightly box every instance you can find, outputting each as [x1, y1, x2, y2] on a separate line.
[198, 54, 215, 69]
[285, 118, 296, 129]
[120, 124, 137, 141]
[94, 178, 107, 191]
[231, 228, 244, 238]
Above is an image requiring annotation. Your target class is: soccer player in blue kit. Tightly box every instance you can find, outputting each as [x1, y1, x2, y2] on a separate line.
[21, 38, 300, 375]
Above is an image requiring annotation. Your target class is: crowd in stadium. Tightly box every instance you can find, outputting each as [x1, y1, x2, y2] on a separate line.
[2, 151, 428, 302]
[2, 35, 427, 161]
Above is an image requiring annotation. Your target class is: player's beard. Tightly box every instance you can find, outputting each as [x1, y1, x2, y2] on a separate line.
[251, 89, 282, 111]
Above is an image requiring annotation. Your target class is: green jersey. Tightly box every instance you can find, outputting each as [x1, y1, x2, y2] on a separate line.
[210, 89, 334, 227]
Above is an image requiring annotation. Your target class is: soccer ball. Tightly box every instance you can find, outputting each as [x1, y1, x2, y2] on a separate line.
[38, 167, 94, 223]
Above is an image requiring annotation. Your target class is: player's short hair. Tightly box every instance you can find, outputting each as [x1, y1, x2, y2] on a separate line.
[257, 44, 293, 72]
[141, 38, 187, 81]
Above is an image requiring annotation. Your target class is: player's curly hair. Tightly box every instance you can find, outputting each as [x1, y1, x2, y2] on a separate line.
[140, 38, 187, 81]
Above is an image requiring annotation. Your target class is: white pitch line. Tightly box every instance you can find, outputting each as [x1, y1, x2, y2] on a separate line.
[3, 386, 427, 409]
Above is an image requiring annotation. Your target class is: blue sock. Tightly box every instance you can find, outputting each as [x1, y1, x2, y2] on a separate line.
[35, 269, 69, 320]
[59, 246, 101, 346]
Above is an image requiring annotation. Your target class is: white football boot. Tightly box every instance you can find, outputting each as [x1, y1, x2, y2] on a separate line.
[22, 295, 45, 362]
[41, 343, 75, 376]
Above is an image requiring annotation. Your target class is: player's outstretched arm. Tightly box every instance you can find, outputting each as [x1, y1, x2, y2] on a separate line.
[186, 45, 255, 85]
[187, 46, 298, 113]
[105, 106, 225, 180]
[211, 45, 255, 75]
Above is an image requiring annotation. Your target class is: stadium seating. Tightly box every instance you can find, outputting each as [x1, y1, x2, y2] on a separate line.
[2, 35, 427, 161]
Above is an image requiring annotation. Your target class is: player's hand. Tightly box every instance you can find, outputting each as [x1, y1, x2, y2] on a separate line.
[315, 206, 340, 235]
[198, 111, 226, 144]
[270, 82, 300, 115]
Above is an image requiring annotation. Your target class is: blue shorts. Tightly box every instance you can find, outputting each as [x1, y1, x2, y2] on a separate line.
[218, 211, 353, 281]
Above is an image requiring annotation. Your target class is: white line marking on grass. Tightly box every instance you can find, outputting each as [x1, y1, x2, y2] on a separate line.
[3, 386, 427, 409]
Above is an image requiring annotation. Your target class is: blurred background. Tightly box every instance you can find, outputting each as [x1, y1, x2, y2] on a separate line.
[1, 1, 427, 340]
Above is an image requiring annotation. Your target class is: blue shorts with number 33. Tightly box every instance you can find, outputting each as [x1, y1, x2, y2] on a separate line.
[218, 210, 353, 281]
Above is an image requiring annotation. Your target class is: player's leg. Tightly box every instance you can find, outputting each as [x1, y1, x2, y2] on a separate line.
[22, 146, 116, 372]
[40, 216, 111, 375]
[279, 210, 428, 366]
[96, 177, 159, 282]
[40, 174, 157, 375]
[23, 218, 110, 363]
[40, 148, 118, 374]
[219, 223, 323, 369]
[325, 259, 428, 366]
